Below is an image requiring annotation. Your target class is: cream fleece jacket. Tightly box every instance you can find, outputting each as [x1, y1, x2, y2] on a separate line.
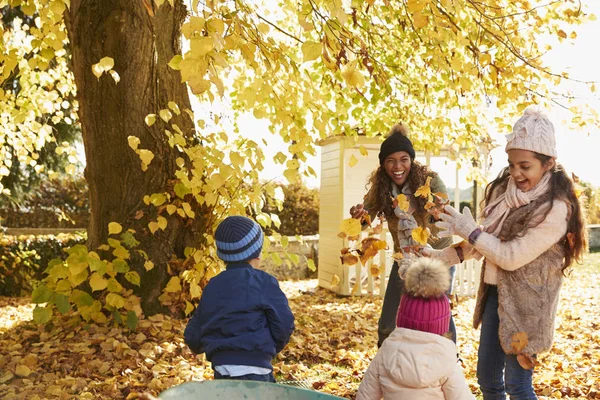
[437, 200, 568, 284]
[356, 328, 474, 400]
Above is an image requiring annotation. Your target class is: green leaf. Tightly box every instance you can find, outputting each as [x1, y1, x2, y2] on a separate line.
[107, 238, 121, 248]
[89, 258, 107, 275]
[66, 245, 89, 275]
[120, 231, 140, 248]
[288, 253, 300, 265]
[70, 290, 94, 307]
[307, 259, 316, 272]
[271, 252, 283, 266]
[150, 193, 167, 206]
[113, 246, 130, 260]
[107, 278, 123, 293]
[32, 284, 53, 304]
[174, 182, 191, 198]
[53, 294, 70, 314]
[113, 258, 129, 273]
[168, 55, 182, 70]
[125, 271, 141, 286]
[126, 310, 138, 330]
[33, 306, 52, 324]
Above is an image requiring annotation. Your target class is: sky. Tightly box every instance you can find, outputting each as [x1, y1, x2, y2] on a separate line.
[192, 2, 600, 190]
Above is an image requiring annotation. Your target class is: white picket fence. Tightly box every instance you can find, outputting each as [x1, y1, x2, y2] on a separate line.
[345, 228, 481, 298]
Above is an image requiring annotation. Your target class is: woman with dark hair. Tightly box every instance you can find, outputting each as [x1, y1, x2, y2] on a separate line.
[349, 123, 457, 347]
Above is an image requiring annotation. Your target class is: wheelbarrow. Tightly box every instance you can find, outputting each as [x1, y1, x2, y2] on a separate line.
[158, 380, 344, 399]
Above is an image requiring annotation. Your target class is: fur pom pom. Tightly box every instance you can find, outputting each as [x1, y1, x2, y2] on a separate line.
[388, 123, 409, 138]
[404, 257, 450, 298]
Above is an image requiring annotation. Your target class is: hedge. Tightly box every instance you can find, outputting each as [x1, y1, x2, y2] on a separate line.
[0, 232, 86, 296]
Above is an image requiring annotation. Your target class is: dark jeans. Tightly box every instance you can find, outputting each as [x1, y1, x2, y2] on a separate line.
[477, 286, 537, 399]
[214, 370, 276, 383]
[378, 261, 457, 347]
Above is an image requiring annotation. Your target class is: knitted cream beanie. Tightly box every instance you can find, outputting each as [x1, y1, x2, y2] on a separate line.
[505, 107, 557, 158]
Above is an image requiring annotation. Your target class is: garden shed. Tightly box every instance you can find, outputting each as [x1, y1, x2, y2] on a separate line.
[316, 134, 483, 297]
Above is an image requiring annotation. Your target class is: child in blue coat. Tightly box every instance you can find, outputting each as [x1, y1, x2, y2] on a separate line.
[184, 216, 295, 382]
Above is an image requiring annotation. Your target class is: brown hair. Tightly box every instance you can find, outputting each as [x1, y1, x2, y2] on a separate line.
[483, 154, 587, 273]
[364, 161, 438, 222]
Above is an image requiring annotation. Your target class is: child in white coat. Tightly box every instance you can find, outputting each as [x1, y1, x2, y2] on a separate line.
[357, 258, 473, 400]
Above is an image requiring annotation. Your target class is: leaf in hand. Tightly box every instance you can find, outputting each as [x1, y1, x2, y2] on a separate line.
[340, 218, 362, 236]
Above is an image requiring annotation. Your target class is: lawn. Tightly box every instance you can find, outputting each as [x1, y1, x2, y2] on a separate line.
[0, 254, 599, 399]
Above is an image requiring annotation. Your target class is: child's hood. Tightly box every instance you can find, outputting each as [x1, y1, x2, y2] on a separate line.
[380, 327, 457, 388]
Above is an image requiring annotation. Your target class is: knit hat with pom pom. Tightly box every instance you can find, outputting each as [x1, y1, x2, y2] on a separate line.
[505, 107, 557, 158]
[396, 257, 451, 336]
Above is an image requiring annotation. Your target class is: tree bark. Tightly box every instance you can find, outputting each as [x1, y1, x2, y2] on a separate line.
[65, 0, 199, 315]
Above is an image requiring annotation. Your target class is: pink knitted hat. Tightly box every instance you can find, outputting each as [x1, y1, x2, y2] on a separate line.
[396, 258, 451, 336]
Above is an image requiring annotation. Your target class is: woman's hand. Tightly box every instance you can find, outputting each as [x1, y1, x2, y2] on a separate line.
[435, 205, 478, 240]
[349, 204, 368, 220]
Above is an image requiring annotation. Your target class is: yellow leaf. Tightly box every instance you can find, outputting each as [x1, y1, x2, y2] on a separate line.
[166, 204, 177, 215]
[109, 70, 120, 83]
[139, 149, 155, 166]
[98, 56, 114, 71]
[15, 365, 31, 378]
[349, 154, 358, 167]
[396, 194, 410, 212]
[370, 264, 381, 276]
[185, 301, 195, 316]
[157, 216, 168, 230]
[340, 253, 359, 266]
[164, 276, 182, 293]
[148, 221, 159, 234]
[108, 222, 122, 235]
[331, 274, 340, 286]
[106, 293, 126, 308]
[339, 218, 362, 236]
[392, 252, 404, 261]
[182, 202, 195, 218]
[301, 41, 322, 62]
[414, 177, 432, 198]
[145, 114, 156, 127]
[128, 136, 141, 151]
[411, 226, 430, 245]
[89, 273, 108, 292]
[144, 260, 155, 271]
[557, 29, 567, 39]
[159, 109, 173, 122]
[359, 145, 368, 156]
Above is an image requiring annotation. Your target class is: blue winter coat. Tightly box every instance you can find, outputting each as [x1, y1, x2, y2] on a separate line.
[184, 263, 295, 370]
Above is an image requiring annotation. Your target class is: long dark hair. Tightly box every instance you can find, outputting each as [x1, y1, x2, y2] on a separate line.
[364, 160, 437, 222]
[483, 154, 587, 272]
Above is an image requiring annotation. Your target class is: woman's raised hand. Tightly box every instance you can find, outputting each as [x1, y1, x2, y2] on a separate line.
[349, 204, 368, 220]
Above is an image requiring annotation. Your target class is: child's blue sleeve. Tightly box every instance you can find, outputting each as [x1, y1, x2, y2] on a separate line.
[263, 276, 295, 353]
[183, 301, 205, 354]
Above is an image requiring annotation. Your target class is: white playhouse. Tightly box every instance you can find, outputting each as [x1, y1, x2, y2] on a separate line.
[316, 134, 483, 298]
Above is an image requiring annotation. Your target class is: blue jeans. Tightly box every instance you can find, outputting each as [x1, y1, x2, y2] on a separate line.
[477, 286, 537, 399]
[214, 370, 276, 383]
[378, 262, 457, 347]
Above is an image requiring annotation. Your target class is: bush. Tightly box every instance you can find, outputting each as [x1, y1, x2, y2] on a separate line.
[1, 176, 89, 228]
[261, 182, 319, 236]
[0, 232, 86, 296]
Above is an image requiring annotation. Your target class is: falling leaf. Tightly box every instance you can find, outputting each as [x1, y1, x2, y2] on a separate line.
[370, 223, 383, 234]
[362, 213, 371, 226]
[337, 231, 347, 239]
[359, 145, 368, 156]
[411, 226, 430, 245]
[370, 264, 381, 276]
[360, 246, 378, 264]
[331, 274, 341, 286]
[349, 154, 358, 167]
[392, 252, 404, 260]
[339, 218, 362, 237]
[340, 253, 359, 266]
[414, 177, 432, 198]
[396, 194, 410, 212]
[341, 247, 350, 255]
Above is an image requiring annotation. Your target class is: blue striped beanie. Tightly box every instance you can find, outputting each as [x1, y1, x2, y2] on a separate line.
[215, 216, 264, 263]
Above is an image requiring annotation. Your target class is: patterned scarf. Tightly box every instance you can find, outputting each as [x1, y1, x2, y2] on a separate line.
[481, 172, 552, 237]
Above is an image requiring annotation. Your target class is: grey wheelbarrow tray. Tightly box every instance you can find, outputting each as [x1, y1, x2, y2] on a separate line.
[159, 380, 345, 399]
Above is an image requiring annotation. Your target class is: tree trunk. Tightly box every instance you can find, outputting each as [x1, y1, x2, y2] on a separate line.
[65, 0, 199, 315]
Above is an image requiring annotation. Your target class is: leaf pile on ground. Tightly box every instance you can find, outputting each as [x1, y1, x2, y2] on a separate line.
[1, 255, 599, 399]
